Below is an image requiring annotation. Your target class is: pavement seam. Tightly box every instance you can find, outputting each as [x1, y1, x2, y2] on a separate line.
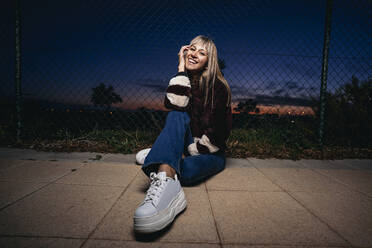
[220, 241, 351, 247]
[0, 234, 84, 240]
[204, 183, 223, 248]
[340, 160, 370, 171]
[252, 165, 353, 247]
[0, 159, 26, 169]
[207, 189, 285, 192]
[85, 237, 221, 245]
[307, 167, 372, 200]
[286, 190, 356, 248]
[51, 182, 130, 188]
[0, 162, 88, 212]
[78, 169, 141, 248]
[0, 234, 352, 247]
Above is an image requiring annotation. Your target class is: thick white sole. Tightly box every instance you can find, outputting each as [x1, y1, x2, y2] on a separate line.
[133, 189, 187, 233]
[135, 148, 151, 165]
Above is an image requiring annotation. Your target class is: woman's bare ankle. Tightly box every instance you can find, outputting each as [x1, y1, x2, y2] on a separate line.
[158, 164, 176, 178]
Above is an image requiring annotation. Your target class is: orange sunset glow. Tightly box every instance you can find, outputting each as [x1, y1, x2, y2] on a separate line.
[116, 100, 314, 116]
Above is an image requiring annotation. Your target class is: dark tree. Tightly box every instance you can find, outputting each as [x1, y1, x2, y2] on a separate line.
[234, 99, 260, 114]
[90, 83, 123, 110]
[312, 76, 372, 146]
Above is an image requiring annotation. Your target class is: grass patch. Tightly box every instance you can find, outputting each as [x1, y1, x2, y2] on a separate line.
[4, 129, 158, 154]
[225, 128, 371, 159]
[4, 127, 371, 159]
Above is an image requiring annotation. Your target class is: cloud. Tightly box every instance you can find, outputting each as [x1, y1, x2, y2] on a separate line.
[135, 78, 168, 93]
[265, 81, 279, 90]
[274, 88, 285, 95]
[284, 81, 299, 90]
[267, 81, 312, 97]
[138, 83, 167, 93]
[234, 94, 314, 107]
[229, 85, 255, 96]
[254, 94, 313, 106]
[285, 62, 320, 80]
[234, 97, 257, 102]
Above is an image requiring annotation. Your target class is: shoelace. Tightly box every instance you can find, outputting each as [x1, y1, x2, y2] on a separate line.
[144, 172, 166, 204]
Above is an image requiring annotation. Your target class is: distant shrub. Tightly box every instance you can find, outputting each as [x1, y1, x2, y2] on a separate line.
[313, 76, 372, 146]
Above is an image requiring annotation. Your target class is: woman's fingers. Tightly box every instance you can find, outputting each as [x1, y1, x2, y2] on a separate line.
[178, 45, 190, 72]
[178, 45, 190, 56]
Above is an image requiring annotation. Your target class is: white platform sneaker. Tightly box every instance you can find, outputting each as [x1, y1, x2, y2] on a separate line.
[133, 171, 187, 233]
[135, 148, 151, 165]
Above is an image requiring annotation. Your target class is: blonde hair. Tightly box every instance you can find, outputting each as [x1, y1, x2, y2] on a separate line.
[188, 35, 231, 108]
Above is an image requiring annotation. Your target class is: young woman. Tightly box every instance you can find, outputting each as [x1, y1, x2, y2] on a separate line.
[133, 35, 232, 233]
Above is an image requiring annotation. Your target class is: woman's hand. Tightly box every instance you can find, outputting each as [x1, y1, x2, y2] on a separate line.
[178, 45, 190, 73]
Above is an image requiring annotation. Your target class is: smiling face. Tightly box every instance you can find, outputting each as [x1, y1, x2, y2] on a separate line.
[185, 42, 208, 72]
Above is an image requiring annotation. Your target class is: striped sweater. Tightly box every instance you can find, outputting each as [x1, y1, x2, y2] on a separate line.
[164, 71, 232, 155]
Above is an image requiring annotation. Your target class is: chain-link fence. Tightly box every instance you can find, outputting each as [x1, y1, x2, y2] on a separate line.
[1, 0, 371, 151]
[321, 0, 371, 147]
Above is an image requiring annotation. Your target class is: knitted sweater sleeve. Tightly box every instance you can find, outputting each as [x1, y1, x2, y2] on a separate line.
[164, 72, 191, 111]
[188, 82, 231, 155]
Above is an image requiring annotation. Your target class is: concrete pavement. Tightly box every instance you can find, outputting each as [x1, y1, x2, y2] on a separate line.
[0, 148, 371, 247]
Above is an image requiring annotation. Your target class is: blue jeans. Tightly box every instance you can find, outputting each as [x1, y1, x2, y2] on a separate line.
[142, 111, 226, 185]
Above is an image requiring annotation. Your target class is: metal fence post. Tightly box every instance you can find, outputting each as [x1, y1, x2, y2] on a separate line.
[318, 0, 333, 149]
[15, 0, 22, 143]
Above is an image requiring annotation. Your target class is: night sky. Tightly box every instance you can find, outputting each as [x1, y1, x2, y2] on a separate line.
[1, 0, 371, 113]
